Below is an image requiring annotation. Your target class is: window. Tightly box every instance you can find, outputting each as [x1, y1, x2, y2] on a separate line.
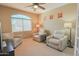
[11, 14, 32, 32]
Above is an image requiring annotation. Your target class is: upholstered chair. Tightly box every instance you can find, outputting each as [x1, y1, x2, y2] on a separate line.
[33, 28, 47, 42]
[46, 30, 68, 51]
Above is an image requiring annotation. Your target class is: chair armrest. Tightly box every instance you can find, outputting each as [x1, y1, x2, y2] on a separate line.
[46, 36, 51, 39]
[46, 35, 53, 39]
[58, 36, 68, 50]
[33, 33, 38, 35]
[46, 35, 53, 42]
[59, 36, 68, 46]
[60, 36, 68, 41]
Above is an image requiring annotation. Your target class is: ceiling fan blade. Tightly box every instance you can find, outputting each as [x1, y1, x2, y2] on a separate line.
[26, 5, 33, 7]
[39, 3, 46, 5]
[38, 5, 45, 10]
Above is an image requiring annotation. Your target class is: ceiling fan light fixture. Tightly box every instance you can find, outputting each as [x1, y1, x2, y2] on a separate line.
[26, 3, 45, 11]
[33, 5, 38, 9]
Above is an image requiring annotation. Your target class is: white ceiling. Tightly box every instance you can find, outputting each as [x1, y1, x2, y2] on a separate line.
[0, 3, 67, 14]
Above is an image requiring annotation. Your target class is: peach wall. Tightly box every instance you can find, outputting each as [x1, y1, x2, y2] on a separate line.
[0, 5, 39, 38]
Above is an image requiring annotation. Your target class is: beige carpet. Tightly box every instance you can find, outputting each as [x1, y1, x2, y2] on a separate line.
[63, 47, 74, 56]
[15, 38, 74, 56]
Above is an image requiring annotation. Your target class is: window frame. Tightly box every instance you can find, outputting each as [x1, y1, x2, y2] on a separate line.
[11, 14, 32, 32]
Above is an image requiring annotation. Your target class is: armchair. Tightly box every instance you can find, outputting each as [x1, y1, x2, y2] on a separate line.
[46, 30, 68, 51]
[33, 28, 47, 42]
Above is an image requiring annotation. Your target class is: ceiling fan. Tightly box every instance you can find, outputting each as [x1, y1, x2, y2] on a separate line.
[26, 3, 46, 11]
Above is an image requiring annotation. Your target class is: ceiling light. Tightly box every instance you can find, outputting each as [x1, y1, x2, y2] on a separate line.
[33, 5, 38, 9]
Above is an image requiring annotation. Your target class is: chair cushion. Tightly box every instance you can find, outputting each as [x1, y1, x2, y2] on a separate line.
[34, 35, 40, 38]
[48, 38, 60, 45]
[53, 30, 65, 39]
[53, 34, 64, 39]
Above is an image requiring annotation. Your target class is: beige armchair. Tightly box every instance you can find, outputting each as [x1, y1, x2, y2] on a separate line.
[33, 28, 47, 42]
[46, 30, 68, 51]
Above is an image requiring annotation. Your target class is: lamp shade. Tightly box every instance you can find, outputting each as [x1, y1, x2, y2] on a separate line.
[36, 24, 40, 28]
[64, 23, 72, 28]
